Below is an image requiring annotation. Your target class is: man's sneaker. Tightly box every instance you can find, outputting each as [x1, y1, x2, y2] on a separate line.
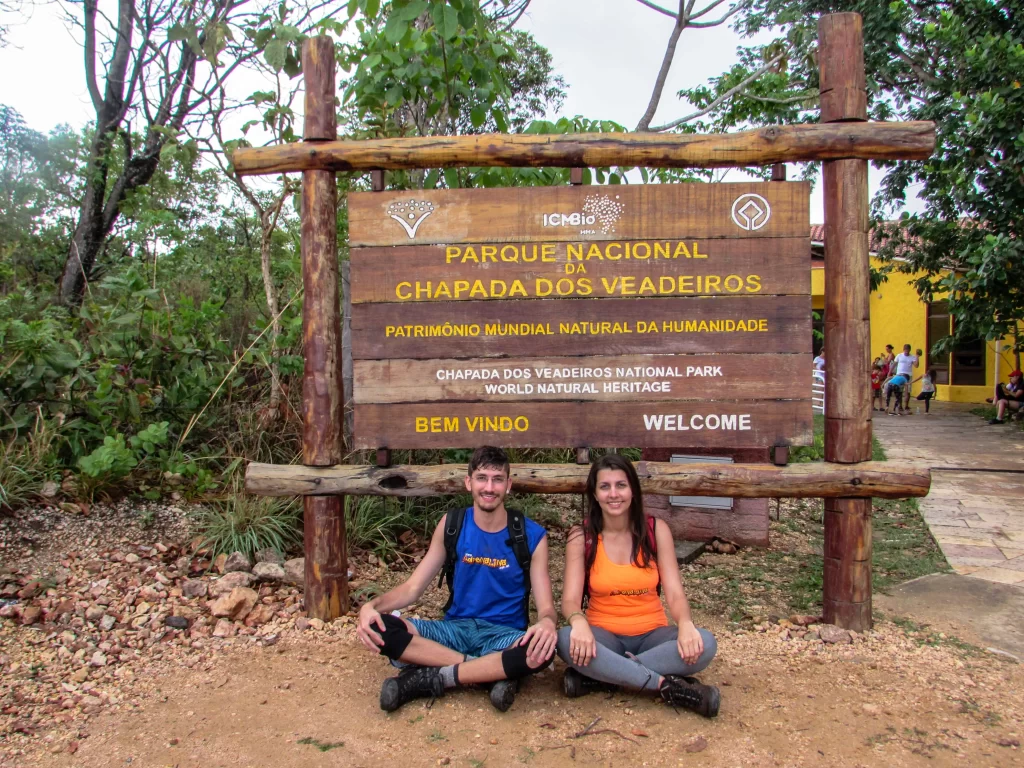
[658, 675, 720, 718]
[989, 418, 1004, 425]
[489, 679, 518, 712]
[379, 665, 444, 712]
[563, 668, 619, 698]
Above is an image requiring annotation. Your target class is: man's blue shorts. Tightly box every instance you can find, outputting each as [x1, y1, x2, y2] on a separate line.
[407, 617, 525, 658]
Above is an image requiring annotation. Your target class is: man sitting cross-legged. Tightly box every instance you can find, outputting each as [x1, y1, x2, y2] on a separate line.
[356, 446, 557, 713]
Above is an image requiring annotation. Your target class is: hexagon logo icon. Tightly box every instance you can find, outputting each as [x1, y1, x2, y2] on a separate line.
[731, 193, 772, 231]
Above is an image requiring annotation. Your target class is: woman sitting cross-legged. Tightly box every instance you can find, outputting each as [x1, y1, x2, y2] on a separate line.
[557, 454, 720, 717]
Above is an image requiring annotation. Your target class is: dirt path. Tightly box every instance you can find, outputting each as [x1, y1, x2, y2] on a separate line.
[5, 613, 1024, 768]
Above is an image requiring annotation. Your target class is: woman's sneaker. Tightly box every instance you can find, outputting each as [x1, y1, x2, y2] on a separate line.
[658, 675, 720, 718]
[489, 679, 518, 712]
[563, 668, 619, 698]
[379, 665, 444, 712]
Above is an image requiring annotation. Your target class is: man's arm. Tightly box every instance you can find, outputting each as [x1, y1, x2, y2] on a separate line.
[356, 518, 447, 650]
[519, 534, 558, 665]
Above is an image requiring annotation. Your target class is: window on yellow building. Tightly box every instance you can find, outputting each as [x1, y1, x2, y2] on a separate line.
[927, 301, 987, 386]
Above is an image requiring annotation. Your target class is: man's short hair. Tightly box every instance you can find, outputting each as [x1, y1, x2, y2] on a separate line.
[468, 446, 510, 477]
[903, 344, 912, 351]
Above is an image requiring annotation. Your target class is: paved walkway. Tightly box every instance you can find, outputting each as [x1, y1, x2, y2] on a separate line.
[873, 402, 1024, 587]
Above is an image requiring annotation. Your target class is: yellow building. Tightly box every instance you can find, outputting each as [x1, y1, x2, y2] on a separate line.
[810, 226, 1019, 403]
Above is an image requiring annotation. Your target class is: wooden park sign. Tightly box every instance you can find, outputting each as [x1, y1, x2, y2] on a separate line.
[349, 182, 812, 449]
[238, 13, 937, 631]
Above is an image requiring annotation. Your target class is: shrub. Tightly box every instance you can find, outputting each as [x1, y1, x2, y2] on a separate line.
[191, 483, 302, 559]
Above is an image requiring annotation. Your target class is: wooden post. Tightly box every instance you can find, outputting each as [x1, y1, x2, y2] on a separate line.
[819, 13, 872, 631]
[300, 36, 348, 620]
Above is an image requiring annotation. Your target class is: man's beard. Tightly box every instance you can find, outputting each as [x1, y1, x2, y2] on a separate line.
[475, 495, 503, 512]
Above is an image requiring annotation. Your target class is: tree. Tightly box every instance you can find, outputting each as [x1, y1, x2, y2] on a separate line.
[669, 1, 1024, 360]
[55, 0, 344, 306]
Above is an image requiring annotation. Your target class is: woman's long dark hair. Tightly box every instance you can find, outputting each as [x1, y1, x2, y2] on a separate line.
[583, 454, 655, 576]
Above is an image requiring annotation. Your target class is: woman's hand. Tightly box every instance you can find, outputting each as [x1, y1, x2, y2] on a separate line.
[568, 620, 598, 667]
[677, 621, 703, 665]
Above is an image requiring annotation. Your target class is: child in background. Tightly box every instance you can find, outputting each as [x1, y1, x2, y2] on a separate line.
[885, 373, 909, 415]
[913, 369, 937, 414]
[871, 360, 885, 411]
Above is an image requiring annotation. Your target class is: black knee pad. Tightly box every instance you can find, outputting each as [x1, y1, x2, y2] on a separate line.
[376, 613, 413, 659]
[501, 643, 555, 679]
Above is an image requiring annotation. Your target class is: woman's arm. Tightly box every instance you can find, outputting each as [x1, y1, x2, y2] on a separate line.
[654, 518, 704, 664]
[561, 526, 587, 619]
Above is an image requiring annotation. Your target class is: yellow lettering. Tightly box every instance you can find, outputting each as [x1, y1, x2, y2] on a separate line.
[445, 246, 461, 264]
[639, 276, 657, 295]
[444, 417, 458, 432]
[481, 245, 498, 262]
[746, 274, 762, 293]
[536, 278, 553, 297]
[606, 242, 622, 260]
[461, 246, 479, 263]
[620, 276, 636, 295]
[470, 280, 487, 298]
[654, 242, 670, 259]
[508, 280, 528, 298]
[587, 243, 605, 260]
[576, 277, 593, 296]
[673, 242, 692, 259]
[693, 242, 706, 258]
[541, 244, 556, 262]
[434, 281, 451, 299]
[567, 243, 584, 261]
[490, 280, 507, 298]
[632, 242, 651, 260]
[705, 275, 721, 293]
[416, 417, 428, 432]
[396, 282, 412, 300]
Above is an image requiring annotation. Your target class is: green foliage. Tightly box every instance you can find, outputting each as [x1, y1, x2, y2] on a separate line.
[708, 1, 1024, 355]
[192, 485, 303, 559]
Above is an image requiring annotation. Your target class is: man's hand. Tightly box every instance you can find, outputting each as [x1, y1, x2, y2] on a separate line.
[677, 621, 704, 665]
[356, 602, 386, 653]
[519, 616, 557, 666]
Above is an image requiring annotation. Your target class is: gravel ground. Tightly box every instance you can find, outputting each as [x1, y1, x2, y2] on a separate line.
[1, 500, 1022, 766]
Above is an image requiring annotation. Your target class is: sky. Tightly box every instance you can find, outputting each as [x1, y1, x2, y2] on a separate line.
[0, 0, 922, 222]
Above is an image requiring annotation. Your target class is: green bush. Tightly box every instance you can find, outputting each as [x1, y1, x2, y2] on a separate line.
[192, 486, 302, 559]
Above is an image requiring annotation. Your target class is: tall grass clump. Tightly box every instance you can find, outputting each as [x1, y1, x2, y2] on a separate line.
[192, 480, 302, 558]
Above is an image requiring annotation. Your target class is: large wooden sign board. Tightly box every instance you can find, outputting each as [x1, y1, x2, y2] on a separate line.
[349, 182, 812, 449]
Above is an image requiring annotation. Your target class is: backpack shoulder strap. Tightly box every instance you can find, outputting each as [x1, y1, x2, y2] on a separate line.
[581, 525, 594, 608]
[507, 509, 533, 618]
[439, 506, 467, 613]
[647, 516, 662, 595]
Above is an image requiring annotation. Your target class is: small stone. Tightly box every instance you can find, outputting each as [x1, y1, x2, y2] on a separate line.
[90, 652, 107, 667]
[19, 605, 42, 625]
[40, 481, 59, 498]
[124, 554, 140, 564]
[165, 616, 189, 630]
[213, 553, 228, 573]
[295, 617, 311, 631]
[209, 572, 254, 596]
[283, 558, 305, 586]
[252, 563, 286, 582]
[861, 703, 880, 715]
[308, 618, 324, 631]
[71, 668, 89, 683]
[182, 579, 208, 598]
[85, 606, 105, 623]
[212, 619, 236, 638]
[223, 551, 252, 573]
[210, 587, 258, 621]
[819, 625, 853, 645]
[100, 614, 117, 631]
[244, 604, 276, 627]
[255, 548, 284, 565]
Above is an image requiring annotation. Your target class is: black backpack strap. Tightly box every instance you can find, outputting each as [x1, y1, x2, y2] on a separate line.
[647, 516, 662, 596]
[506, 509, 533, 620]
[581, 526, 594, 609]
[439, 507, 467, 613]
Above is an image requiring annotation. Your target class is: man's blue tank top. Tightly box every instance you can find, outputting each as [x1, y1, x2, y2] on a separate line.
[445, 508, 546, 630]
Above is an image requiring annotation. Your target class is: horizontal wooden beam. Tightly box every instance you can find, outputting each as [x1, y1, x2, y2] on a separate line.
[232, 122, 935, 176]
[246, 460, 930, 499]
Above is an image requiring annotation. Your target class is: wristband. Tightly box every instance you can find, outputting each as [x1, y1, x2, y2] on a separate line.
[565, 611, 587, 625]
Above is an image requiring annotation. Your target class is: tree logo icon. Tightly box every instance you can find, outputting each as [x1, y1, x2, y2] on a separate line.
[730, 193, 771, 231]
[387, 199, 436, 238]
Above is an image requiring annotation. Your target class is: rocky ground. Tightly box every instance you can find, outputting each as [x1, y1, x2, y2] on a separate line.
[1, 501, 1023, 767]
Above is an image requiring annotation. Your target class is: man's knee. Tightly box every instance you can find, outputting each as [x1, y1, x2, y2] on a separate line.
[501, 643, 555, 679]
[376, 613, 414, 659]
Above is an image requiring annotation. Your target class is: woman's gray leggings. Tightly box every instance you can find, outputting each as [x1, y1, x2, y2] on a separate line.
[556, 624, 717, 692]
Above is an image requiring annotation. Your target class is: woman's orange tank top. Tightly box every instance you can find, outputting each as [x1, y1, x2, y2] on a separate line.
[585, 535, 668, 636]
